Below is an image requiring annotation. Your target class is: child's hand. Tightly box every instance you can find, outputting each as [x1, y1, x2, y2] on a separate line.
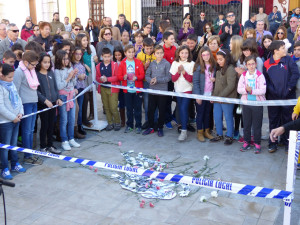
[44, 99, 53, 108]
[210, 77, 215, 82]
[246, 85, 252, 93]
[74, 89, 78, 95]
[85, 64, 91, 73]
[13, 116, 21, 123]
[292, 113, 298, 121]
[124, 74, 127, 80]
[93, 55, 98, 63]
[196, 99, 202, 105]
[144, 61, 150, 69]
[150, 77, 157, 85]
[178, 65, 184, 73]
[79, 74, 86, 80]
[57, 99, 63, 106]
[17, 113, 22, 119]
[133, 76, 137, 81]
[73, 68, 79, 76]
[101, 76, 107, 82]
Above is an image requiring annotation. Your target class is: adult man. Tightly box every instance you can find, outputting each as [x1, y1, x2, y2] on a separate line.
[218, 11, 242, 49]
[244, 13, 257, 29]
[21, 16, 34, 30]
[256, 7, 269, 30]
[27, 25, 40, 42]
[0, 23, 27, 61]
[148, 15, 158, 38]
[115, 14, 131, 34]
[287, 16, 299, 51]
[50, 12, 65, 35]
[34, 22, 52, 52]
[21, 20, 34, 42]
[70, 23, 81, 40]
[64, 17, 72, 32]
[100, 17, 121, 41]
[195, 11, 207, 37]
[291, 7, 300, 19]
[0, 23, 7, 41]
[268, 6, 282, 35]
[256, 20, 272, 45]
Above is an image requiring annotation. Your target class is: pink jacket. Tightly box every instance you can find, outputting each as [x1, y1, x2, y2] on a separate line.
[237, 70, 266, 101]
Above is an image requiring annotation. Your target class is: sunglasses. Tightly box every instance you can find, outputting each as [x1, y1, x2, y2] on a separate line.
[104, 33, 111, 36]
[290, 21, 297, 23]
[184, 22, 190, 24]
[227, 14, 235, 17]
[74, 28, 80, 31]
[133, 24, 139, 27]
[34, 29, 39, 31]
[200, 14, 205, 16]
[11, 30, 19, 33]
[277, 32, 284, 35]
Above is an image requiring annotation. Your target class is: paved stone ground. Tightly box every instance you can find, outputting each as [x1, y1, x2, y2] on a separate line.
[1, 102, 300, 225]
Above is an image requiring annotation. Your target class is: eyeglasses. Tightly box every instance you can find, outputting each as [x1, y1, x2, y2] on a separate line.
[104, 33, 111, 36]
[206, 27, 211, 29]
[63, 58, 70, 61]
[227, 14, 235, 17]
[74, 28, 80, 31]
[75, 53, 83, 56]
[200, 14, 205, 16]
[34, 29, 39, 31]
[184, 22, 190, 24]
[202, 53, 210, 57]
[29, 62, 38, 67]
[277, 32, 284, 35]
[11, 30, 19, 33]
[290, 21, 297, 23]
[246, 63, 256, 66]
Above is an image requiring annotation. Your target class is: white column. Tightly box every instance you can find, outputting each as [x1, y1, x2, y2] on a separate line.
[241, 0, 249, 25]
[104, 0, 118, 25]
[131, 0, 142, 25]
[76, 0, 89, 25]
[183, 0, 189, 16]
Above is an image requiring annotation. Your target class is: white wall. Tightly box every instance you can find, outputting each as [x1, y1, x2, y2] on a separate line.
[0, 0, 30, 30]
[131, 0, 141, 25]
[76, 0, 89, 26]
[104, 0, 118, 25]
[273, 0, 290, 22]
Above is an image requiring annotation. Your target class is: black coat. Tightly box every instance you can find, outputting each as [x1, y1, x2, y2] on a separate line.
[150, 23, 158, 38]
[195, 19, 207, 36]
[218, 21, 242, 49]
[115, 23, 131, 34]
[85, 26, 100, 43]
[34, 35, 53, 52]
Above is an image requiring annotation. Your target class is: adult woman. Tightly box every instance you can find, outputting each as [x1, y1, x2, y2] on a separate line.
[242, 28, 256, 40]
[85, 18, 100, 48]
[210, 49, 237, 145]
[207, 35, 221, 60]
[130, 21, 140, 43]
[34, 22, 52, 52]
[274, 26, 291, 51]
[293, 25, 300, 42]
[261, 35, 273, 62]
[156, 20, 170, 43]
[178, 18, 194, 41]
[142, 23, 152, 38]
[96, 27, 122, 61]
[199, 23, 215, 46]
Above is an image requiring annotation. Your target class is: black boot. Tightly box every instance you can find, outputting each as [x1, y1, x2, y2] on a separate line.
[78, 125, 87, 135]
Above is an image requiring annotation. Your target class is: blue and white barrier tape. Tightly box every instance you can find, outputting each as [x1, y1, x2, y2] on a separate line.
[96, 82, 298, 106]
[0, 143, 292, 202]
[0, 84, 93, 125]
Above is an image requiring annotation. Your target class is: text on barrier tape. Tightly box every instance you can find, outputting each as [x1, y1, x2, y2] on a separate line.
[96, 82, 298, 107]
[0, 143, 292, 203]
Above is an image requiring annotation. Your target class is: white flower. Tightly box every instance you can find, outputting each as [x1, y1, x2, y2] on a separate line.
[128, 150, 134, 153]
[199, 196, 207, 202]
[211, 191, 218, 198]
[129, 182, 137, 188]
[144, 162, 149, 168]
[125, 180, 129, 186]
[203, 155, 210, 161]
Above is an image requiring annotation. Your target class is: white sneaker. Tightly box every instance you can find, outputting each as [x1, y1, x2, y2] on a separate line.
[62, 141, 71, 151]
[69, 139, 80, 148]
[178, 130, 187, 141]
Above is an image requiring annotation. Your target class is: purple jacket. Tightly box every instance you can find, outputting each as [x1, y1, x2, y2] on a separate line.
[178, 28, 194, 41]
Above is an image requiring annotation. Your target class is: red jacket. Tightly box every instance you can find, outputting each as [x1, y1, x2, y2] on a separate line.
[163, 44, 176, 64]
[21, 29, 34, 42]
[117, 58, 145, 93]
[96, 61, 120, 93]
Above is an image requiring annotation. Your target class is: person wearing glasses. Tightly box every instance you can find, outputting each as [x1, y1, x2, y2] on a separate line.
[291, 7, 300, 19]
[268, 6, 282, 36]
[21, 20, 34, 42]
[96, 27, 122, 61]
[178, 18, 194, 41]
[274, 26, 292, 53]
[70, 23, 81, 40]
[0, 23, 7, 41]
[85, 18, 99, 48]
[100, 17, 121, 42]
[218, 11, 243, 50]
[195, 11, 207, 38]
[287, 16, 299, 51]
[0, 23, 26, 61]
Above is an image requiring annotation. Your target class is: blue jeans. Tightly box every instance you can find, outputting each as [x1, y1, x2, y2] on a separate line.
[0, 122, 20, 169]
[22, 103, 37, 158]
[59, 95, 76, 142]
[143, 81, 149, 121]
[77, 88, 84, 126]
[125, 92, 142, 128]
[214, 103, 234, 137]
[196, 100, 212, 130]
[177, 97, 190, 130]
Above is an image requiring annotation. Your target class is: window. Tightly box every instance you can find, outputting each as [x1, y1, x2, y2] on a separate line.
[89, 0, 104, 26]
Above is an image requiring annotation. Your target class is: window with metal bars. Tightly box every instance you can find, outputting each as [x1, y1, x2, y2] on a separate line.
[89, 0, 104, 26]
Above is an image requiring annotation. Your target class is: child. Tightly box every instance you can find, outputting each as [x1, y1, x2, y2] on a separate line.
[238, 55, 266, 153]
[96, 48, 121, 131]
[0, 63, 26, 179]
[72, 47, 87, 137]
[117, 44, 145, 134]
[210, 49, 237, 145]
[113, 47, 126, 127]
[133, 31, 144, 56]
[193, 46, 216, 142]
[2, 50, 16, 68]
[170, 46, 195, 141]
[36, 52, 63, 154]
[137, 38, 156, 130]
[143, 45, 171, 137]
[13, 51, 43, 165]
[11, 43, 24, 69]
[75, 33, 98, 124]
[163, 31, 177, 129]
[54, 49, 80, 151]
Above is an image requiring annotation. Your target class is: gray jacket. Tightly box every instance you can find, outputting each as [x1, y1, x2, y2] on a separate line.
[0, 37, 27, 61]
[145, 58, 171, 91]
[0, 84, 24, 123]
[96, 40, 122, 60]
[193, 65, 216, 95]
[54, 67, 76, 92]
[13, 67, 38, 104]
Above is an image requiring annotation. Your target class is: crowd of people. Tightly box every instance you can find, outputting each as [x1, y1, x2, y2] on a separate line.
[0, 6, 300, 180]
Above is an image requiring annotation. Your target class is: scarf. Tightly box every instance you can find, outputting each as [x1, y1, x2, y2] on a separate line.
[212, 48, 219, 60]
[19, 61, 40, 90]
[0, 80, 19, 108]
